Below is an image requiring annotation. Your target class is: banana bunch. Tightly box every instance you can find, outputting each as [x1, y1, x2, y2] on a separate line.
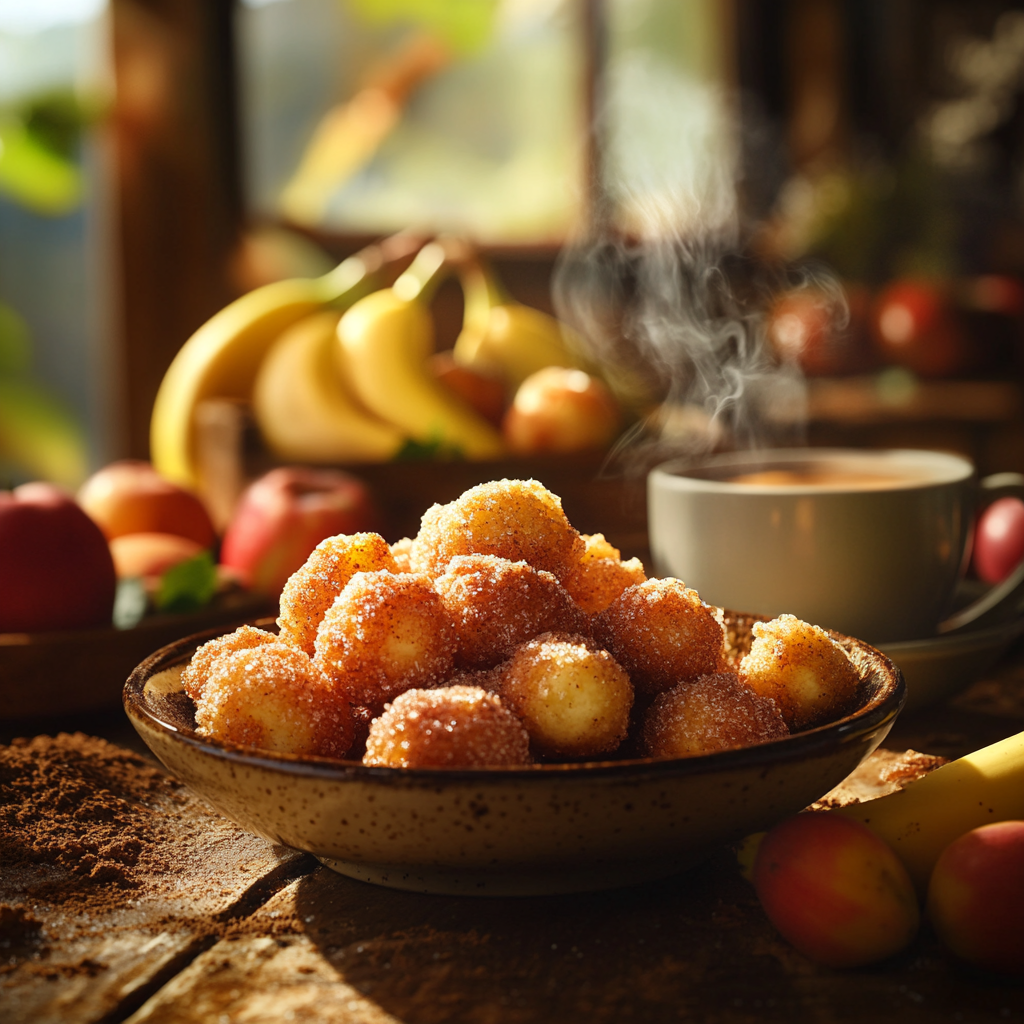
[452, 253, 583, 392]
[336, 243, 505, 459]
[833, 730, 1024, 892]
[150, 234, 422, 490]
[151, 235, 595, 482]
[252, 310, 404, 463]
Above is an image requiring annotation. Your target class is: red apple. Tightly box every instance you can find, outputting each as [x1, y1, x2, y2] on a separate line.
[753, 812, 920, 968]
[109, 532, 205, 580]
[871, 279, 968, 377]
[78, 460, 215, 546]
[503, 366, 620, 455]
[926, 820, 1024, 975]
[220, 466, 378, 596]
[0, 482, 116, 632]
[973, 497, 1024, 584]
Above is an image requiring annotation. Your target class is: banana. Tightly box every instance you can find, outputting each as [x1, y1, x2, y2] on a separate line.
[452, 256, 583, 391]
[150, 234, 424, 490]
[337, 244, 506, 459]
[252, 310, 404, 463]
[833, 730, 1024, 892]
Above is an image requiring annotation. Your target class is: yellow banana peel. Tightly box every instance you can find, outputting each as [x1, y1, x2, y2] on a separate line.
[253, 309, 405, 463]
[150, 235, 423, 490]
[833, 729, 1024, 892]
[452, 256, 582, 391]
[337, 244, 505, 459]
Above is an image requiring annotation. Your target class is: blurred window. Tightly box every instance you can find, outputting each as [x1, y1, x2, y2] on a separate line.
[237, 0, 732, 245]
[0, 0, 115, 484]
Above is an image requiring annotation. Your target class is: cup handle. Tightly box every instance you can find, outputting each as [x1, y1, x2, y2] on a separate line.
[937, 472, 1024, 634]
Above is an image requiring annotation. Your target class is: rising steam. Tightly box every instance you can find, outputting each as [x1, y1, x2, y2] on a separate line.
[553, 63, 844, 471]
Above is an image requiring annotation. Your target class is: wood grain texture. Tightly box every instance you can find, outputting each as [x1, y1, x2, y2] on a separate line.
[1, 737, 314, 1024]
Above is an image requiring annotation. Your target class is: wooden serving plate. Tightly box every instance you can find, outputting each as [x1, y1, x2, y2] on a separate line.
[0, 590, 275, 722]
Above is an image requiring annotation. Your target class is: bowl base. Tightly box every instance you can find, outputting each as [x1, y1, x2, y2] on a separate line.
[316, 852, 710, 896]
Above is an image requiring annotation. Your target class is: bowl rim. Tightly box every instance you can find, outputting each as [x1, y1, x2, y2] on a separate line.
[123, 616, 906, 786]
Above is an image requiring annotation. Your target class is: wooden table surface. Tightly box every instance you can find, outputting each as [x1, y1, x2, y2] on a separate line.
[4, 639, 1024, 1024]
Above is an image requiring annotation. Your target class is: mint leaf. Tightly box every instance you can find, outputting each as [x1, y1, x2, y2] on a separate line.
[155, 551, 217, 613]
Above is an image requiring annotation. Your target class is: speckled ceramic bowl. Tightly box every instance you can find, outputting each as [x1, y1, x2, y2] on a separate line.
[124, 615, 904, 896]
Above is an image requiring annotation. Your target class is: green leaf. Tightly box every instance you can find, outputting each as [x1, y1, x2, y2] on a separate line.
[0, 117, 82, 215]
[0, 377, 88, 487]
[345, 0, 498, 54]
[394, 435, 465, 461]
[155, 551, 218, 614]
[113, 577, 149, 630]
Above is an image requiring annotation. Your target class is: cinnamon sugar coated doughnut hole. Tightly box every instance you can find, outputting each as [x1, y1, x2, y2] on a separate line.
[314, 570, 457, 707]
[642, 672, 789, 759]
[409, 478, 585, 581]
[278, 532, 396, 655]
[363, 686, 532, 768]
[434, 554, 588, 668]
[738, 614, 860, 731]
[562, 533, 647, 615]
[194, 644, 353, 758]
[498, 632, 634, 759]
[181, 624, 279, 701]
[389, 536, 414, 572]
[594, 578, 724, 695]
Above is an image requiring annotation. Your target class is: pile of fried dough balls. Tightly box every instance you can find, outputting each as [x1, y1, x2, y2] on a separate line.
[181, 479, 862, 768]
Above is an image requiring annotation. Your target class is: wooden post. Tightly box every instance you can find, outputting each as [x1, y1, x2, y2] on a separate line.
[109, 0, 242, 460]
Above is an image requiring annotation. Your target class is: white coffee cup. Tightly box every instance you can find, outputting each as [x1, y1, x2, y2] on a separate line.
[647, 448, 1023, 644]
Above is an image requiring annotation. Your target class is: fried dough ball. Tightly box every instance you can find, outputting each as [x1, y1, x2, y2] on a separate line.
[410, 478, 585, 581]
[562, 533, 647, 615]
[738, 614, 861, 731]
[278, 532, 396, 655]
[434, 554, 588, 669]
[363, 685, 532, 768]
[194, 643, 353, 758]
[497, 632, 633, 759]
[642, 672, 788, 759]
[181, 624, 279, 701]
[593, 578, 724, 695]
[389, 536, 414, 573]
[314, 570, 457, 707]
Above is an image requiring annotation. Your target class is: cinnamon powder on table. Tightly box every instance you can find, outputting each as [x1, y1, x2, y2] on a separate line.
[1, 733, 177, 883]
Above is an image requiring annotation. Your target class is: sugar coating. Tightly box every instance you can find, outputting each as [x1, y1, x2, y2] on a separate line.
[389, 536, 414, 573]
[314, 570, 457, 708]
[498, 631, 634, 759]
[738, 614, 860, 730]
[181, 624, 279, 701]
[434, 554, 588, 669]
[194, 643, 353, 758]
[278, 532, 396, 655]
[363, 685, 532, 768]
[409, 478, 585, 581]
[562, 533, 647, 615]
[594, 578, 724, 694]
[642, 672, 789, 759]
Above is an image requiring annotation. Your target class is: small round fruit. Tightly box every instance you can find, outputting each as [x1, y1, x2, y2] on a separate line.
[503, 366, 620, 455]
[78, 460, 215, 545]
[871, 279, 967, 378]
[973, 497, 1024, 585]
[753, 812, 920, 969]
[926, 820, 1024, 975]
[0, 483, 117, 632]
[109, 532, 204, 580]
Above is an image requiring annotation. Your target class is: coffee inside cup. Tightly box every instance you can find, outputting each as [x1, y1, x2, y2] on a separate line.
[724, 466, 926, 489]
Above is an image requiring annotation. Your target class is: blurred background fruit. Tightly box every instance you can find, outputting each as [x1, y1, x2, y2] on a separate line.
[219, 466, 378, 597]
[0, 482, 116, 633]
